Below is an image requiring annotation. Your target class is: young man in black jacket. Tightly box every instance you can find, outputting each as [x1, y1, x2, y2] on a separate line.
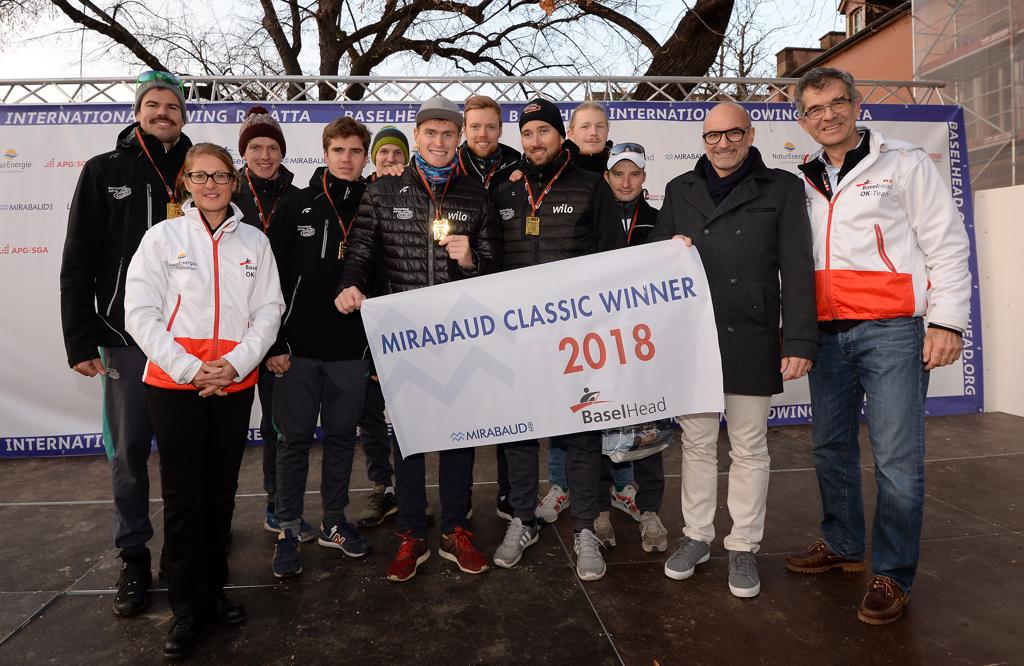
[266, 117, 375, 578]
[489, 98, 618, 582]
[232, 106, 309, 541]
[336, 96, 499, 582]
[59, 71, 192, 618]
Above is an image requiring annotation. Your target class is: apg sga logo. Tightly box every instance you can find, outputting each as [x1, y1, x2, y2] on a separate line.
[570, 386, 668, 425]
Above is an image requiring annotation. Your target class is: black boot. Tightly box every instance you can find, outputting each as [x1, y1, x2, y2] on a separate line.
[113, 550, 151, 617]
[163, 615, 201, 659]
[209, 593, 246, 625]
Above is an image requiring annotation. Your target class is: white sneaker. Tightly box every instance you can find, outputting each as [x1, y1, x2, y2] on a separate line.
[639, 511, 668, 553]
[574, 529, 606, 581]
[536, 485, 570, 524]
[610, 483, 641, 522]
[493, 518, 540, 568]
[594, 511, 616, 547]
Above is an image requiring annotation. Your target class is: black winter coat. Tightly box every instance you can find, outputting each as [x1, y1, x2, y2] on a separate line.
[340, 161, 500, 294]
[268, 167, 369, 361]
[233, 165, 298, 233]
[491, 150, 617, 270]
[595, 190, 659, 251]
[60, 123, 192, 366]
[649, 150, 818, 395]
[457, 142, 521, 190]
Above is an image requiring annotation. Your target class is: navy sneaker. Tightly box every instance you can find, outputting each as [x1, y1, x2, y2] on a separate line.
[272, 529, 302, 579]
[264, 510, 315, 543]
[318, 521, 372, 558]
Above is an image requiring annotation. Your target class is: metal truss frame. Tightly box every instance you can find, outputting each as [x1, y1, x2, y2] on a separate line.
[0, 76, 944, 106]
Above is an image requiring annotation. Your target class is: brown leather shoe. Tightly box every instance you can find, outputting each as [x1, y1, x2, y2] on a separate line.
[785, 538, 865, 574]
[857, 575, 909, 625]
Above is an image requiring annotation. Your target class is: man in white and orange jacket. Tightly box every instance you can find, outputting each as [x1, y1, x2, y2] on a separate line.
[784, 68, 971, 626]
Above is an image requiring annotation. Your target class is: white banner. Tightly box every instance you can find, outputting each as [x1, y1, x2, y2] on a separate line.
[360, 241, 724, 456]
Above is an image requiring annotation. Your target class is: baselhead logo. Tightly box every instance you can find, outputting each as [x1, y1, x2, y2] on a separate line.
[571, 386, 668, 425]
[570, 387, 609, 413]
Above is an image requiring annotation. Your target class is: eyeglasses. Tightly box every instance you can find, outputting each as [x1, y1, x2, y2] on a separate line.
[186, 171, 235, 185]
[136, 70, 185, 94]
[702, 128, 750, 145]
[610, 142, 646, 156]
[801, 97, 852, 120]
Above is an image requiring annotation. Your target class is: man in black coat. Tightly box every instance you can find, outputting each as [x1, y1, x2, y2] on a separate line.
[60, 71, 191, 619]
[232, 106, 305, 540]
[651, 102, 818, 599]
[489, 98, 618, 582]
[336, 96, 499, 582]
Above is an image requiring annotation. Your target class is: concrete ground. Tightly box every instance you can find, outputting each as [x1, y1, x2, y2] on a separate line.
[0, 412, 1020, 665]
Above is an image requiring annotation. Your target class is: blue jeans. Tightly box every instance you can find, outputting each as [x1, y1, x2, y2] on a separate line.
[808, 317, 929, 592]
[548, 442, 633, 489]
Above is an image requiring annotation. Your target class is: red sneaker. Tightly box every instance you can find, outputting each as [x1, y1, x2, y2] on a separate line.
[386, 532, 430, 582]
[439, 526, 490, 575]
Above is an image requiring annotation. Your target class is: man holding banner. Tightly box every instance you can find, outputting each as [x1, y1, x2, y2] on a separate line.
[490, 98, 619, 581]
[59, 71, 192, 618]
[336, 96, 499, 582]
[786, 68, 971, 625]
[650, 101, 817, 599]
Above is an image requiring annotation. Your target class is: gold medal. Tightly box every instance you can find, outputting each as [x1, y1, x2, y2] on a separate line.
[166, 202, 183, 219]
[433, 218, 450, 242]
[338, 241, 347, 260]
[525, 216, 541, 236]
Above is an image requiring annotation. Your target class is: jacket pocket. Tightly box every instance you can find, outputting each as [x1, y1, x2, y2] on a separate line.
[166, 293, 182, 331]
[873, 224, 898, 273]
[745, 207, 777, 213]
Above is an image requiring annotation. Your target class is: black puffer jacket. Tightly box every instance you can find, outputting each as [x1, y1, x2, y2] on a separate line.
[491, 149, 616, 270]
[595, 191, 659, 251]
[457, 142, 521, 190]
[269, 167, 369, 361]
[233, 164, 297, 233]
[60, 123, 192, 366]
[341, 160, 500, 294]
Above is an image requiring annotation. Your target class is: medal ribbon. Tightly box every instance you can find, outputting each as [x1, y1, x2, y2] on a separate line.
[135, 128, 182, 204]
[624, 204, 641, 245]
[321, 171, 358, 246]
[524, 150, 572, 216]
[415, 163, 457, 220]
[245, 169, 284, 232]
[458, 151, 500, 189]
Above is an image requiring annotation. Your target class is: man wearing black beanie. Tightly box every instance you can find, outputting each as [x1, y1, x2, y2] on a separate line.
[490, 97, 618, 582]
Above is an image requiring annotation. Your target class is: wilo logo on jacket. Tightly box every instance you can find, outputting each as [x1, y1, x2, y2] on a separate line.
[394, 207, 413, 220]
[856, 178, 894, 197]
[448, 211, 469, 222]
[107, 186, 131, 200]
[551, 203, 574, 214]
[298, 225, 315, 237]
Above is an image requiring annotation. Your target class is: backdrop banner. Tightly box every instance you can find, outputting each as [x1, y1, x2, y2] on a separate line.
[362, 241, 723, 456]
[0, 101, 981, 457]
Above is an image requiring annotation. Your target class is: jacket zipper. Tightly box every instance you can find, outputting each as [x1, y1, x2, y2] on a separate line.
[804, 175, 842, 320]
[320, 219, 329, 259]
[166, 294, 182, 331]
[873, 224, 898, 273]
[146, 184, 153, 228]
[283, 276, 302, 326]
[210, 233, 222, 358]
[106, 259, 123, 316]
[427, 200, 435, 287]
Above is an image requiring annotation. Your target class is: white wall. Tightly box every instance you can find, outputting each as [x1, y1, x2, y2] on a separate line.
[975, 185, 1024, 417]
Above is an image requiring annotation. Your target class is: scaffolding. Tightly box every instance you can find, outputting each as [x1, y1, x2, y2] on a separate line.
[914, 0, 1022, 190]
[0, 75, 945, 106]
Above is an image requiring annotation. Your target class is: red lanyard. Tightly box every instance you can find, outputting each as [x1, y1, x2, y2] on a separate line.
[135, 128, 181, 203]
[458, 151, 500, 189]
[624, 204, 641, 245]
[245, 169, 283, 232]
[524, 151, 572, 216]
[321, 171, 358, 244]
[415, 165, 457, 220]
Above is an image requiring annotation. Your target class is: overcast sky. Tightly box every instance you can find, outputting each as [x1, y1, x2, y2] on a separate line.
[0, 0, 843, 80]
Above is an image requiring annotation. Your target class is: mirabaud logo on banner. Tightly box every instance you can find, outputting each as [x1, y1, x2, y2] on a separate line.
[450, 421, 534, 443]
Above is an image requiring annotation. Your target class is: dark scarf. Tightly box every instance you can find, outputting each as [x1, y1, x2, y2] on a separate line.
[701, 147, 759, 206]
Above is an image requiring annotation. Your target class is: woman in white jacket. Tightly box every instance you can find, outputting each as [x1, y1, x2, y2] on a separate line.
[124, 143, 284, 659]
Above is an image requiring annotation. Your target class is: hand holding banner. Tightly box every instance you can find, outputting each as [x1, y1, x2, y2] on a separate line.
[359, 239, 723, 456]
